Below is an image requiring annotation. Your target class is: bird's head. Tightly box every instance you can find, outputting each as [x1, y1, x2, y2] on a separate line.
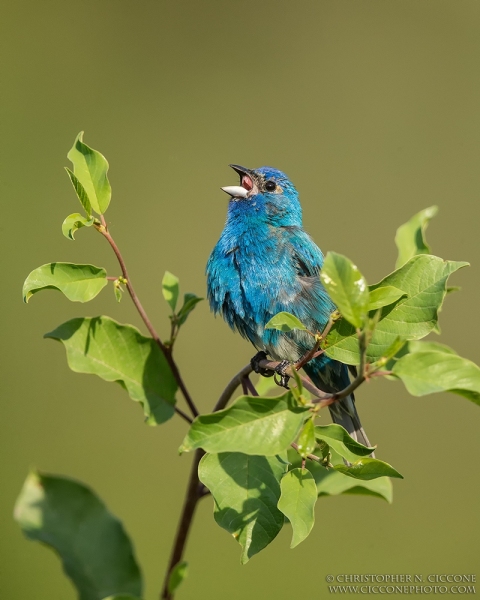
[221, 164, 302, 227]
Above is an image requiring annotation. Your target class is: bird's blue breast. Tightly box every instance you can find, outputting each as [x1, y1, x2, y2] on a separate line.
[206, 198, 336, 366]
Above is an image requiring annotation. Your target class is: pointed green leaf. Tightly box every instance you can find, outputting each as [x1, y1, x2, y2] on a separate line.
[335, 458, 403, 480]
[324, 255, 468, 364]
[23, 263, 107, 303]
[45, 317, 177, 424]
[199, 452, 287, 563]
[179, 392, 308, 455]
[168, 561, 188, 595]
[382, 337, 407, 358]
[14, 471, 143, 600]
[114, 281, 124, 303]
[62, 213, 95, 240]
[392, 349, 480, 406]
[288, 451, 393, 502]
[296, 419, 316, 458]
[320, 252, 369, 329]
[313, 462, 393, 502]
[367, 286, 406, 311]
[277, 468, 317, 548]
[67, 132, 111, 214]
[265, 311, 307, 332]
[395, 206, 438, 269]
[65, 168, 93, 216]
[162, 271, 179, 312]
[314, 424, 375, 463]
[177, 293, 203, 326]
[406, 340, 458, 355]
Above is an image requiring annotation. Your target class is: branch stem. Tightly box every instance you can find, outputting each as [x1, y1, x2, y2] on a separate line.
[257, 341, 370, 409]
[243, 375, 259, 397]
[291, 442, 322, 463]
[95, 221, 199, 421]
[160, 363, 255, 599]
[213, 364, 253, 412]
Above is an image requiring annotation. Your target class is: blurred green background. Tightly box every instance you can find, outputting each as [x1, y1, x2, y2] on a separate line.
[2, 1, 479, 598]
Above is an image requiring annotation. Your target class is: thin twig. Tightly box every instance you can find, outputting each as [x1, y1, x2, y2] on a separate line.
[258, 358, 331, 401]
[295, 337, 323, 370]
[291, 442, 322, 463]
[174, 407, 193, 424]
[94, 220, 199, 420]
[370, 370, 393, 377]
[295, 314, 337, 369]
[243, 375, 259, 397]
[257, 329, 372, 411]
[312, 331, 368, 408]
[213, 364, 252, 412]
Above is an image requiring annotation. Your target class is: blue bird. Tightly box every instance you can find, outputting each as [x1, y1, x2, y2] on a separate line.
[206, 164, 371, 447]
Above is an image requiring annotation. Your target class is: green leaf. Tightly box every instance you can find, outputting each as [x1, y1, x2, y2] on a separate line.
[324, 255, 468, 365]
[168, 561, 188, 595]
[377, 336, 408, 364]
[395, 206, 438, 269]
[162, 271, 179, 313]
[62, 213, 94, 240]
[314, 424, 376, 464]
[199, 452, 287, 563]
[177, 293, 203, 326]
[314, 463, 393, 502]
[265, 311, 307, 332]
[45, 316, 177, 424]
[23, 263, 107, 303]
[367, 286, 406, 311]
[179, 392, 308, 455]
[392, 349, 480, 406]
[320, 252, 369, 329]
[288, 451, 393, 502]
[65, 168, 93, 217]
[67, 132, 111, 214]
[406, 340, 458, 355]
[114, 281, 124, 303]
[277, 468, 317, 548]
[14, 471, 142, 600]
[296, 419, 316, 457]
[335, 458, 403, 480]
[255, 375, 281, 396]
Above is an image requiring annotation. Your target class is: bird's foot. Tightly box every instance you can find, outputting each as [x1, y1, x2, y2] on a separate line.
[250, 351, 274, 377]
[250, 352, 291, 388]
[273, 360, 291, 389]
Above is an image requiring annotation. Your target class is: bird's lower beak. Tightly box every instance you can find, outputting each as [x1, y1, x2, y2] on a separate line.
[221, 186, 248, 198]
[221, 164, 255, 198]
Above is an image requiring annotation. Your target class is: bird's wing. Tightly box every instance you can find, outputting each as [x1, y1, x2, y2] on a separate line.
[283, 228, 336, 324]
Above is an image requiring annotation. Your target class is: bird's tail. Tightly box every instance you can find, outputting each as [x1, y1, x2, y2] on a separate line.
[304, 359, 373, 453]
[328, 392, 373, 451]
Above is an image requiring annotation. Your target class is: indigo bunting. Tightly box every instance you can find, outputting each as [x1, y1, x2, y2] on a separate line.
[206, 165, 370, 447]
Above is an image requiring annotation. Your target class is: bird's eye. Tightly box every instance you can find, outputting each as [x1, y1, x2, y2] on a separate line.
[265, 180, 276, 192]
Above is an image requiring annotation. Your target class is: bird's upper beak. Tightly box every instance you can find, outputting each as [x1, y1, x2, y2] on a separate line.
[221, 164, 255, 198]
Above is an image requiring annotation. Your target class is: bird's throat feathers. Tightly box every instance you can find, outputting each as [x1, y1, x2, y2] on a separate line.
[224, 185, 303, 246]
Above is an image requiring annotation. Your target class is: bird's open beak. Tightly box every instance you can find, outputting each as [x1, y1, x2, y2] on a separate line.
[221, 185, 248, 198]
[221, 164, 255, 198]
